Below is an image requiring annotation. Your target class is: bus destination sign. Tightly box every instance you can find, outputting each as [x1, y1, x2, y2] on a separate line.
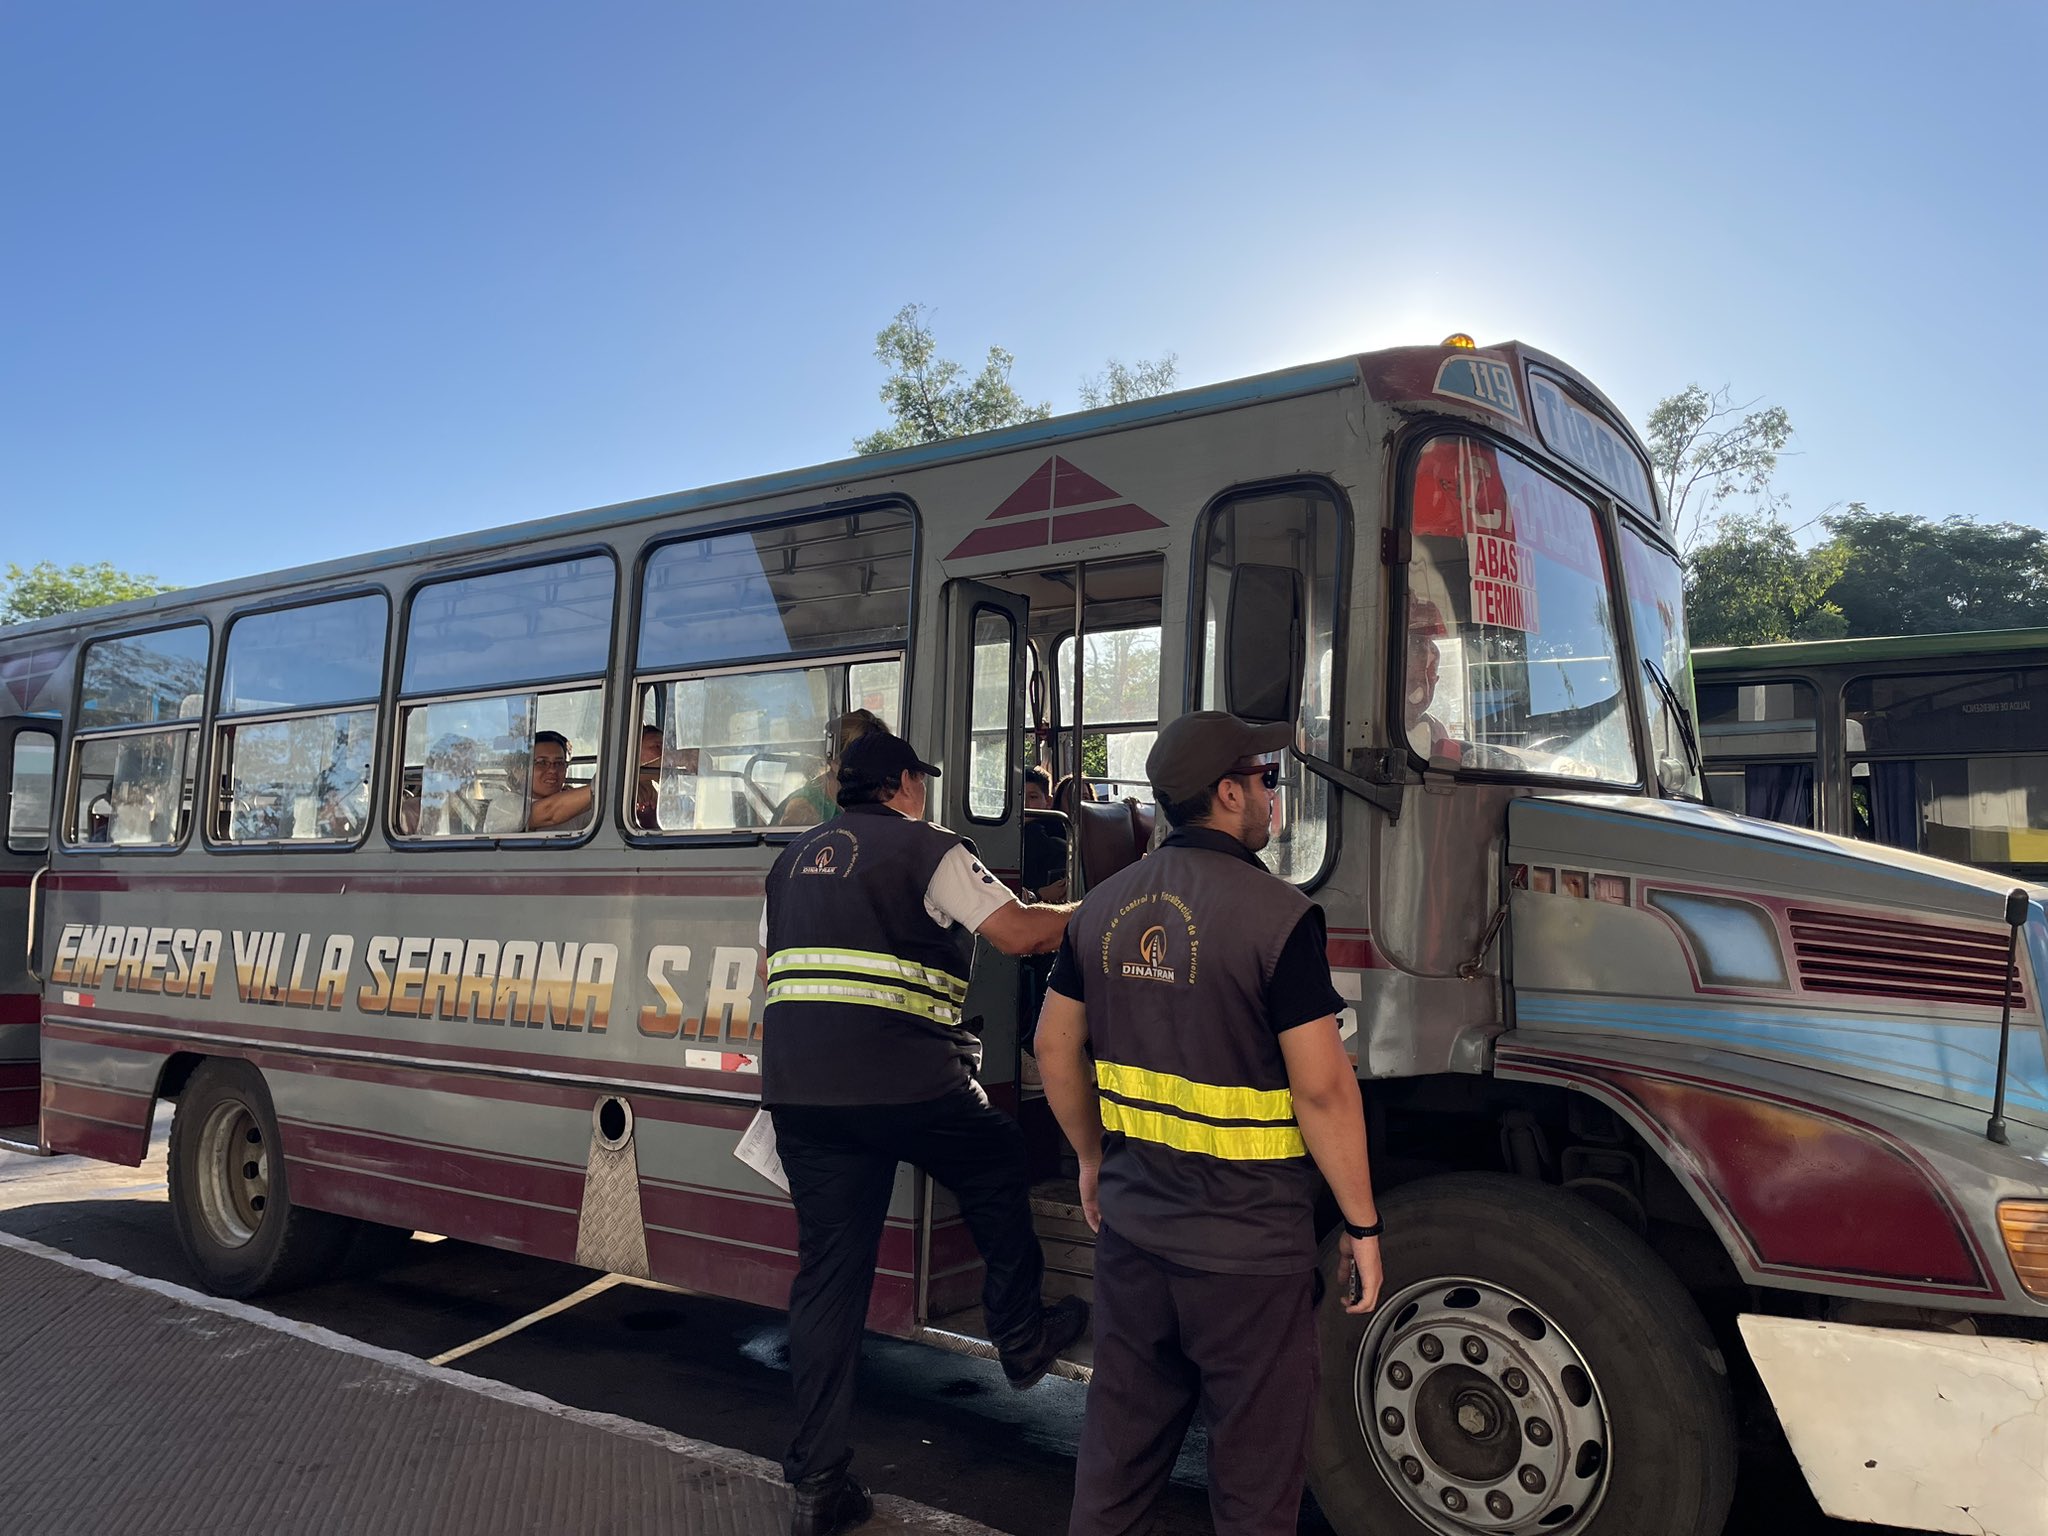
[1526, 369, 1657, 520]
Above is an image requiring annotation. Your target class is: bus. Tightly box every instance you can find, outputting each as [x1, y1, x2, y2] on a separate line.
[3, 341, 2044, 1536]
[1697, 628, 2048, 884]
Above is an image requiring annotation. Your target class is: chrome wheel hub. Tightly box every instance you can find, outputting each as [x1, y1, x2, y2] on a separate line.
[1356, 1278, 1610, 1534]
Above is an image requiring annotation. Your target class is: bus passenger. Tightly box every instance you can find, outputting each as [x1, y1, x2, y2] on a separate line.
[521, 730, 593, 831]
[1405, 595, 1463, 764]
[776, 708, 886, 826]
[1034, 711, 1383, 1536]
[760, 730, 1089, 1536]
[1021, 764, 1069, 902]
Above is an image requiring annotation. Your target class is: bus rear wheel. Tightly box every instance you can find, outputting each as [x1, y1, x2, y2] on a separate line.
[168, 1058, 357, 1298]
[1309, 1173, 1735, 1536]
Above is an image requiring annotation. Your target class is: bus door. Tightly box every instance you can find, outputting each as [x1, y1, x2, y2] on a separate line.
[938, 579, 1031, 1093]
[0, 718, 59, 1152]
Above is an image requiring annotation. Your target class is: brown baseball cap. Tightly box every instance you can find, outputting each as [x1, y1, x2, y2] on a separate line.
[1146, 711, 1292, 802]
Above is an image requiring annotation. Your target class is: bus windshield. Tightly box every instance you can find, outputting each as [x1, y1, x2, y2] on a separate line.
[1403, 435, 1636, 784]
[1620, 523, 1703, 800]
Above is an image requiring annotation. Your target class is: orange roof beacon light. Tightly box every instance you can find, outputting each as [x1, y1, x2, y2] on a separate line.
[1442, 333, 1477, 349]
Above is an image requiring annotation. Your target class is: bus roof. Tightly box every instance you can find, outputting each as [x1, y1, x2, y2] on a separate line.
[1694, 627, 2048, 673]
[0, 354, 1367, 644]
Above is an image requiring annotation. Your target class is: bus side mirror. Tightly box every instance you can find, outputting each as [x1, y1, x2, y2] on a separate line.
[1224, 564, 1304, 725]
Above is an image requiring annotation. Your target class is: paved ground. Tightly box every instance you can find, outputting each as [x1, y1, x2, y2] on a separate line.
[0, 1116, 1921, 1536]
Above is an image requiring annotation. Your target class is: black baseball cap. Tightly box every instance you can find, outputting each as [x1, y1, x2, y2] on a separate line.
[838, 731, 942, 784]
[1147, 711, 1292, 802]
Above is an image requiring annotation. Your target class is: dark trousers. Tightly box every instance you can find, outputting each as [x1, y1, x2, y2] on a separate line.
[1069, 1226, 1318, 1536]
[772, 1085, 1046, 1484]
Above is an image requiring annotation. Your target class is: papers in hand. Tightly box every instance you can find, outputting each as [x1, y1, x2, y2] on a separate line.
[734, 1109, 788, 1192]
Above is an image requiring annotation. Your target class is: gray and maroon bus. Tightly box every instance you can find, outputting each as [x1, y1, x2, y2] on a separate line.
[3, 341, 2043, 1536]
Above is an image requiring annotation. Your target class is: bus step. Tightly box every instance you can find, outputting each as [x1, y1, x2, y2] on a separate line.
[1032, 1179, 1095, 1305]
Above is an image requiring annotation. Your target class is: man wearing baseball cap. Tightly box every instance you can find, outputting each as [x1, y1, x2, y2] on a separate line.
[1033, 711, 1383, 1535]
[759, 728, 1089, 1536]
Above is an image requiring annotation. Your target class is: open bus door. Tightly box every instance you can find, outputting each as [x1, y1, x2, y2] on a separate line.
[0, 718, 58, 1153]
[915, 578, 1030, 1325]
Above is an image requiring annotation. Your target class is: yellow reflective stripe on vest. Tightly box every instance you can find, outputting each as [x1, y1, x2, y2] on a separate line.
[764, 978, 964, 1027]
[767, 948, 969, 1003]
[1098, 1098, 1307, 1162]
[1095, 1060, 1295, 1125]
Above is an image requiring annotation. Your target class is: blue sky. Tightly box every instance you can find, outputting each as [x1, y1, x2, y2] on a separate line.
[3, 2, 2041, 588]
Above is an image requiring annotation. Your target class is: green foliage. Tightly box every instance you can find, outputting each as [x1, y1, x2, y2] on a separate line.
[1079, 354, 1178, 409]
[854, 304, 1052, 455]
[1644, 384, 1793, 549]
[1, 561, 175, 624]
[1820, 506, 2048, 636]
[1683, 514, 1846, 647]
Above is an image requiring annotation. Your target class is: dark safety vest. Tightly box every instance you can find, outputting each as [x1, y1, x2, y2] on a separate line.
[1068, 832, 1320, 1274]
[761, 802, 981, 1106]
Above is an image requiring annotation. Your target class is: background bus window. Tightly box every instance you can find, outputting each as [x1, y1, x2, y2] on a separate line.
[1194, 485, 1342, 887]
[968, 608, 1014, 823]
[67, 622, 208, 849]
[397, 555, 616, 841]
[8, 730, 55, 853]
[1697, 678, 1818, 826]
[1847, 668, 2048, 872]
[214, 593, 387, 845]
[637, 508, 913, 671]
[1404, 437, 1634, 785]
[633, 658, 902, 833]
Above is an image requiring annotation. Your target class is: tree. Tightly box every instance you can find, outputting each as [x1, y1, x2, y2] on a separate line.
[1684, 513, 1846, 647]
[1821, 507, 2048, 636]
[854, 304, 1052, 455]
[1, 561, 175, 624]
[1644, 384, 1794, 550]
[1079, 354, 1178, 409]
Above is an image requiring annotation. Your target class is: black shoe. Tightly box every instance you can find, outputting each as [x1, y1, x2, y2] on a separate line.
[789, 1469, 872, 1536]
[1001, 1295, 1090, 1390]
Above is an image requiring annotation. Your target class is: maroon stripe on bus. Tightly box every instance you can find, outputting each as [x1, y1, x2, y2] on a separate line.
[287, 1159, 582, 1260]
[0, 1061, 39, 1090]
[47, 869, 769, 899]
[0, 994, 39, 1025]
[42, 1076, 150, 1127]
[280, 1120, 588, 1211]
[45, 1008, 762, 1100]
[1326, 935, 1380, 969]
[42, 1107, 147, 1166]
[0, 872, 34, 889]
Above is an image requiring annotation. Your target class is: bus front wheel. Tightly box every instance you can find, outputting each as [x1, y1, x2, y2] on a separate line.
[168, 1058, 357, 1298]
[1309, 1173, 1735, 1536]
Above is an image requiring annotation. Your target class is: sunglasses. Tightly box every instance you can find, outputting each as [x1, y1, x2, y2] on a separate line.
[1224, 764, 1281, 791]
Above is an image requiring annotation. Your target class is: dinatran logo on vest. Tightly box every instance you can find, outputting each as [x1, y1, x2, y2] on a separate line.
[1102, 891, 1198, 985]
[795, 829, 859, 876]
[1123, 924, 1176, 983]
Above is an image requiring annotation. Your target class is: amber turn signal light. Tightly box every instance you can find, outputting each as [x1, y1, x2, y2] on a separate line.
[1997, 1200, 2048, 1300]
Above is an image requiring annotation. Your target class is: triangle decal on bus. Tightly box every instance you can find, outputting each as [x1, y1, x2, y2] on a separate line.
[947, 456, 1166, 560]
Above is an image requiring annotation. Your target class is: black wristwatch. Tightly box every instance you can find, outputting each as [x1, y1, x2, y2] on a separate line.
[1342, 1217, 1384, 1240]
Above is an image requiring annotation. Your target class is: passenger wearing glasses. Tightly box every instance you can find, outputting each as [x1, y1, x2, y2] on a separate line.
[520, 729, 594, 831]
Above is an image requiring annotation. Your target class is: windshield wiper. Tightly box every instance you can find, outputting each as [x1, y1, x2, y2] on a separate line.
[1641, 657, 1704, 794]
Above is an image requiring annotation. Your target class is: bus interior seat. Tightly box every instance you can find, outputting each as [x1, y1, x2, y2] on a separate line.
[1060, 778, 1152, 888]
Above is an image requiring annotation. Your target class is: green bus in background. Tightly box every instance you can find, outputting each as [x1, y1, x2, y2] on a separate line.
[1696, 627, 2048, 879]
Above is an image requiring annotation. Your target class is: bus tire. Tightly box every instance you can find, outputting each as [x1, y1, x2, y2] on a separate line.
[168, 1058, 357, 1298]
[1308, 1172, 1735, 1536]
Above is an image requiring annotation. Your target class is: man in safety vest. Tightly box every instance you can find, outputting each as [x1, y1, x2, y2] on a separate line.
[760, 730, 1090, 1536]
[1034, 711, 1384, 1536]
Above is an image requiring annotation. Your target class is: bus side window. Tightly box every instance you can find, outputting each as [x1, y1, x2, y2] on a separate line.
[393, 554, 615, 842]
[631, 507, 912, 837]
[65, 623, 210, 852]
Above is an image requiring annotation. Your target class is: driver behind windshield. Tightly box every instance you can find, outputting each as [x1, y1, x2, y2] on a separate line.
[1404, 595, 1464, 765]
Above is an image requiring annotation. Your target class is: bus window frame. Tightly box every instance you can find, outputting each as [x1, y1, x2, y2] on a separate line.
[624, 648, 908, 848]
[965, 602, 1017, 827]
[205, 585, 393, 856]
[7, 724, 58, 856]
[1184, 473, 1353, 894]
[1390, 424, 1646, 795]
[630, 496, 922, 680]
[62, 616, 215, 857]
[623, 496, 922, 847]
[388, 545, 622, 853]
